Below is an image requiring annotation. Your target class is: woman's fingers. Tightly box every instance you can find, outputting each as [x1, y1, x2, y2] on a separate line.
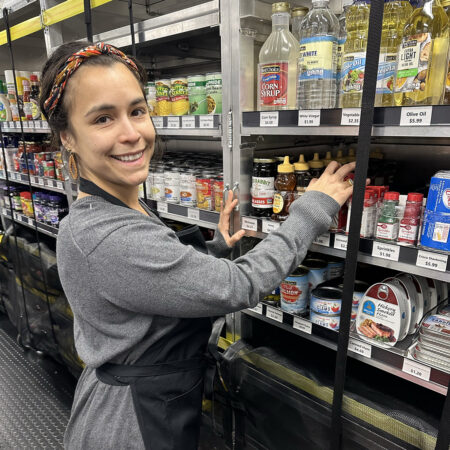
[334, 161, 357, 179]
[228, 230, 246, 247]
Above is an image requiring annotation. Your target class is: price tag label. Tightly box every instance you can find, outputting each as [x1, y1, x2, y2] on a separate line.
[9, 172, 16, 180]
[313, 232, 331, 247]
[27, 218, 34, 226]
[341, 108, 361, 126]
[266, 306, 283, 323]
[167, 117, 180, 129]
[43, 121, 50, 129]
[157, 201, 168, 213]
[200, 115, 214, 128]
[242, 217, 258, 232]
[298, 110, 321, 127]
[35, 120, 42, 129]
[334, 234, 348, 251]
[293, 316, 312, 334]
[416, 250, 448, 272]
[262, 220, 280, 234]
[15, 121, 21, 129]
[29, 121, 35, 129]
[249, 303, 263, 315]
[402, 358, 431, 382]
[400, 106, 432, 126]
[260, 112, 279, 127]
[182, 116, 196, 129]
[152, 117, 164, 128]
[188, 208, 200, 221]
[7, 121, 13, 128]
[2, 208, 7, 215]
[38, 178, 45, 186]
[56, 181, 64, 190]
[13, 212, 19, 221]
[372, 242, 400, 261]
[348, 338, 372, 358]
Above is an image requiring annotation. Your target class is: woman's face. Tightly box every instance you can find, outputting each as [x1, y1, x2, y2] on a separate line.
[60, 62, 155, 189]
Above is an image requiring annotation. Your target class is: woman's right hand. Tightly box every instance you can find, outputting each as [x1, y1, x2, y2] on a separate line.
[306, 161, 356, 207]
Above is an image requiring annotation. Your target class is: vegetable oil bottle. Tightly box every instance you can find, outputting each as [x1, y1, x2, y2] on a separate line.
[340, 0, 371, 108]
[375, 0, 413, 106]
[394, 0, 449, 106]
[297, 0, 339, 109]
[336, 2, 351, 107]
[442, 0, 450, 103]
[259, 2, 301, 111]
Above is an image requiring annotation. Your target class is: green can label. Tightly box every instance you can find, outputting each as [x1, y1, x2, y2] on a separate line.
[205, 73, 222, 114]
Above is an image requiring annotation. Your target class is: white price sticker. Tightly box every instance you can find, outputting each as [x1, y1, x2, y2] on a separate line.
[249, 303, 263, 315]
[262, 220, 280, 234]
[9, 172, 16, 180]
[260, 112, 279, 127]
[38, 178, 45, 186]
[7, 121, 13, 128]
[372, 242, 400, 261]
[242, 217, 258, 232]
[157, 201, 168, 213]
[266, 306, 283, 323]
[2, 208, 7, 215]
[188, 208, 200, 221]
[314, 232, 331, 247]
[298, 110, 320, 127]
[167, 117, 180, 129]
[400, 106, 432, 126]
[200, 115, 214, 128]
[42, 121, 49, 129]
[402, 358, 431, 382]
[152, 117, 164, 128]
[334, 234, 348, 251]
[56, 181, 64, 190]
[35, 120, 42, 129]
[15, 121, 21, 129]
[182, 116, 196, 129]
[341, 108, 361, 126]
[27, 218, 34, 226]
[416, 250, 448, 272]
[348, 338, 372, 358]
[13, 212, 19, 220]
[293, 316, 312, 334]
[29, 121, 35, 129]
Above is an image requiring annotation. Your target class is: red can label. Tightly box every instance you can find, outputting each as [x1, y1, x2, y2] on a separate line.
[259, 62, 288, 107]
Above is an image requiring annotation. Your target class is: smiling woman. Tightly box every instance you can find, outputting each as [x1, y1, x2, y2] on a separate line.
[40, 41, 355, 450]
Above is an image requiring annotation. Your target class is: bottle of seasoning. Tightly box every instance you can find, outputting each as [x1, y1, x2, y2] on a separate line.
[398, 193, 424, 246]
[376, 191, 400, 242]
[309, 153, 324, 179]
[251, 158, 277, 217]
[336, 149, 347, 165]
[294, 155, 311, 197]
[322, 151, 333, 167]
[272, 156, 297, 221]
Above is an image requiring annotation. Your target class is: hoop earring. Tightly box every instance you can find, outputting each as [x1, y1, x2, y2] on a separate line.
[68, 152, 79, 180]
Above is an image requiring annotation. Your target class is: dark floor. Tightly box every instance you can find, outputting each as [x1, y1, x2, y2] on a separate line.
[0, 314, 228, 449]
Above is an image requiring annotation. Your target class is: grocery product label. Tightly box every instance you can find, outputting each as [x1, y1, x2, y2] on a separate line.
[310, 311, 340, 330]
[293, 316, 312, 334]
[260, 112, 279, 127]
[376, 52, 397, 95]
[298, 36, 337, 82]
[298, 110, 320, 127]
[341, 52, 366, 94]
[432, 221, 450, 243]
[157, 201, 168, 213]
[400, 106, 432, 126]
[242, 217, 258, 231]
[398, 222, 419, 244]
[348, 338, 372, 358]
[310, 295, 341, 315]
[200, 116, 214, 128]
[416, 250, 448, 272]
[272, 192, 284, 214]
[402, 358, 431, 381]
[187, 208, 200, 220]
[395, 33, 430, 94]
[182, 116, 195, 128]
[251, 176, 275, 209]
[167, 117, 180, 128]
[371, 242, 400, 261]
[341, 108, 360, 126]
[376, 222, 399, 241]
[313, 232, 330, 247]
[259, 62, 288, 108]
[205, 74, 222, 114]
[334, 234, 348, 251]
[266, 306, 283, 323]
[262, 220, 280, 234]
[152, 117, 163, 128]
[249, 303, 263, 314]
[280, 275, 309, 314]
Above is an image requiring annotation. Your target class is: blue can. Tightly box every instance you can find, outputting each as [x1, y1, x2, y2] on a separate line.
[280, 267, 310, 314]
[420, 210, 450, 253]
[310, 287, 342, 315]
[301, 258, 328, 289]
[426, 172, 450, 214]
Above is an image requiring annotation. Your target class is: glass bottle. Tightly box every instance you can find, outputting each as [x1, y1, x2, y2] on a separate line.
[376, 191, 400, 242]
[398, 192, 423, 245]
[309, 152, 325, 178]
[272, 156, 297, 221]
[291, 7, 309, 42]
[252, 158, 277, 217]
[294, 154, 311, 196]
[340, 0, 371, 108]
[394, 0, 449, 106]
[297, 0, 339, 110]
[375, 0, 413, 107]
[442, 0, 450, 103]
[258, 2, 301, 111]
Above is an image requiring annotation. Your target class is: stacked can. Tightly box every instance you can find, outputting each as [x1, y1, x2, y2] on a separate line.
[309, 286, 342, 331]
[280, 266, 310, 314]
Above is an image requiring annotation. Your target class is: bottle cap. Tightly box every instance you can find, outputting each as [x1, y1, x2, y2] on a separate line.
[278, 156, 294, 173]
[272, 2, 290, 13]
[323, 151, 333, 165]
[384, 191, 399, 201]
[294, 154, 309, 171]
[407, 192, 424, 202]
[20, 191, 31, 199]
[309, 153, 324, 169]
[292, 6, 308, 16]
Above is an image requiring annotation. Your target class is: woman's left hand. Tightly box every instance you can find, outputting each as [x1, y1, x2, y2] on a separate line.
[218, 190, 246, 248]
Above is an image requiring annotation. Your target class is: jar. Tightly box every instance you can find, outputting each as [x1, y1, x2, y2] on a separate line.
[180, 169, 197, 207]
[151, 164, 165, 201]
[164, 168, 180, 203]
[214, 175, 224, 212]
[251, 158, 276, 217]
[272, 156, 297, 221]
[20, 191, 33, 217]
[196, 171, 215, 210]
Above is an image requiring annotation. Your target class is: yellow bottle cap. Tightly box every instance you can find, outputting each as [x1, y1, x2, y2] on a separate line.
[309, 153, 324, 169]
[294, 154, 309, 171]
[272, 2, 291, 13]
[370, 149, 384, 160]
[336, 149, 347, 164]
[278, 155, 294, 173]
[292, 6, 308, 17]
[322, 151, 333, 165]
[347, 148, 356, 162]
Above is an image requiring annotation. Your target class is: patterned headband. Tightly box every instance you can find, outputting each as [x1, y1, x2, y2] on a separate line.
[44, 42, 139, 117]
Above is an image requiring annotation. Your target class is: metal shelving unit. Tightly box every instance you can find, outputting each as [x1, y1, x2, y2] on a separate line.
[0, 170, 66, 193]
[1, 207, 58, 238]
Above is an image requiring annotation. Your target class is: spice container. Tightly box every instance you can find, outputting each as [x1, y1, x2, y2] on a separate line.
[376, 191, 400, 242]
[272, 156, 297, 221]
[251, 158, 276, 217]
[398, 193, 424, 246]
[346, 188, 377, 238]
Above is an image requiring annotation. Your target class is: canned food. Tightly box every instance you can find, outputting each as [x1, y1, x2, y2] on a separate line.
[301, 258, 328, 289]
[180, 170, 197, 207]
[151, 165, 165, 201]
[310, 310, 340, 330]
[156, 79, 171, 116]
[420, 314, 450, 343]
[164, 169, 180, 203]
[170, 78, 189, 116]
[280, 267, 309, 314]
[412, 343, 450, 372]
[326, 256, 344, 280]
[205, 72, 222, 114]
[188, 75, 207, 115]
[395, 274, 422, 335]
[196, 172, 214, 210]
[214, 177, 224, 212]
[310, 287, 342, 315]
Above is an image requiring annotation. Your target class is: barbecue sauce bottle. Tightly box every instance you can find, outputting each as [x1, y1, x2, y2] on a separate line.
[272, 156, 297, 221]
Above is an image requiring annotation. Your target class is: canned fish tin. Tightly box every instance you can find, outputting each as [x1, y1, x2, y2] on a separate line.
[395, 273, 423, 335]
[280, 267, 310, 314]
[301, 259, 328, 289]
[310, 311, 340, 330]
[425, 171, 450, 214]
[337, 280, 368, 307]
[326, 256, 344, 280]
[420, 314, 450, 343]
[205, 72, 222, 114]
[310, 287, 342, 315]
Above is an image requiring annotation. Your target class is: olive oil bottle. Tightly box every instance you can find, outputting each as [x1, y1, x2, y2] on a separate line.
[394, 0, 449, 106]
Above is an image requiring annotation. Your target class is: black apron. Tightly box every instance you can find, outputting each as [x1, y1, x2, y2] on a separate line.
[78, 178, 213, 450]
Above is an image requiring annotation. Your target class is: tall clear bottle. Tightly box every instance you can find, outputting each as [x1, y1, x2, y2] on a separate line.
[336, 3, 351, 106]
[259, 2, 301, 111]
[291, 7, 309, 42]
[340, 0, 371, 108]
[375, 0, 413, 106]
[394, 0, 449, 106]
[297, 0, 339, 110]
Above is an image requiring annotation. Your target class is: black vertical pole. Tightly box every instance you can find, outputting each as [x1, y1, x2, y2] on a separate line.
[435, 378, 450, 449]
[329, 2, 384, 448]
[84, 0, 93, 42]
